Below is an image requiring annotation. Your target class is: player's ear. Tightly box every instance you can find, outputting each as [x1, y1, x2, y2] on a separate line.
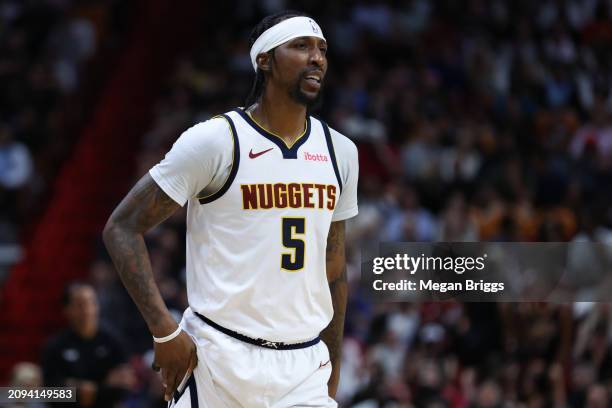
[256, 53, 272, 72]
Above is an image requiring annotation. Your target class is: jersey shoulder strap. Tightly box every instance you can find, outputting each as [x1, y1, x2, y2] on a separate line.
[198, 113, 240, 204]
[317, 118, 343, 193]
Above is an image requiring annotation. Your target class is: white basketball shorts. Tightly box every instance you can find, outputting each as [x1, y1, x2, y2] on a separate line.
[169, 308, 338, 408]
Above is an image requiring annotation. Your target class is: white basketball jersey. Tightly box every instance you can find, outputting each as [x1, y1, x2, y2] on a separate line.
[150, 108, 358, 343]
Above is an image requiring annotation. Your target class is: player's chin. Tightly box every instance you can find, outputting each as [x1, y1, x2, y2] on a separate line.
[301, 86, 324, 102]
[300, 89, 320, 102]
[291, 82, 323, 108]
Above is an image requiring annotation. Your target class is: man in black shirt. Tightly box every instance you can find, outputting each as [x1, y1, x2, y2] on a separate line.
[41, 282, 135, 407]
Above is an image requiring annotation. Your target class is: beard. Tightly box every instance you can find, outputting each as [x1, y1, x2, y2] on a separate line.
[289, 76, 324, 111]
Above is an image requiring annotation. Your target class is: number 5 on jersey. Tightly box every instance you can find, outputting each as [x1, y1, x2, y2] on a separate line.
[281, 217, 305, 271]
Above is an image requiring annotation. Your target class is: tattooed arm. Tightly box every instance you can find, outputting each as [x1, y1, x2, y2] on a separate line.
[102, 173, 197, 401]
[320, 220, 348, 398]
[103, 174, 178, 334]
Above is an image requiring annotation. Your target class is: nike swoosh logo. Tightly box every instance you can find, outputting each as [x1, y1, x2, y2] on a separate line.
[249, 148, 273, 159]
[319, 360, 331, 369]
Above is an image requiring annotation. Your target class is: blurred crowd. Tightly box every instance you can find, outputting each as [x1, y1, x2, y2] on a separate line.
[7, 0, 612, 406]
[0, 0, 131, 283]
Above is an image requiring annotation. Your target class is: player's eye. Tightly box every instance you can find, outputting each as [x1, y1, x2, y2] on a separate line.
[319, 47, 327, 55]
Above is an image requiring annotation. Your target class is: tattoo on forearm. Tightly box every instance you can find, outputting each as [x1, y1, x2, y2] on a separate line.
[321, 267, 347, 362]
[103, 174, 180, 331]
[118, 173, 179, 232]
[321, 221, 348, 393]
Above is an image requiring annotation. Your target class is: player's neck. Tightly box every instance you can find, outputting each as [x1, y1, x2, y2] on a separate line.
[249, 91, 307, 146]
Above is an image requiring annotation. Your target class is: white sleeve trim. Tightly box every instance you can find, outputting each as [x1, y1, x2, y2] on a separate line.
[147, 117, 233, 207]
[332, 207, 359, 222]
[149, 167, 187, 207]
[328, 126, 359, 222]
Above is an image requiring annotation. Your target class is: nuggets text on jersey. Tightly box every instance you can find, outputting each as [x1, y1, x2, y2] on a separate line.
[241, 183, 337, 210]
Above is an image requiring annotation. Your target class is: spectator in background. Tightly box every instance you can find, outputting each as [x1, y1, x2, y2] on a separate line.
[0, 123, 32, 191]
[0, 123, 31, 282]
[382, 185, 437, 242]
[41, 282, 135, 407]
[0, 123, 32, 227]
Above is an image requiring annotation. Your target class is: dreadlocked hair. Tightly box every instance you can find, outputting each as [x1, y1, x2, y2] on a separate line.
[244, 10, 310, 108]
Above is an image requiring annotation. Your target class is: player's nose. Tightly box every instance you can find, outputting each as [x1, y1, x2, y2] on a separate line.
[308, 47, 325, 69]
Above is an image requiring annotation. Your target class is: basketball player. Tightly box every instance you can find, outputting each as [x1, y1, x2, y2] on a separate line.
[103, 10, 358, 407]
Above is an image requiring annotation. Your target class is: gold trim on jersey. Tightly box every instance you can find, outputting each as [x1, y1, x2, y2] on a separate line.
[246, 111, 308, 149]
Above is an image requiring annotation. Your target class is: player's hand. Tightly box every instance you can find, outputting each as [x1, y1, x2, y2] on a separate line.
[152, 330, 198, 401]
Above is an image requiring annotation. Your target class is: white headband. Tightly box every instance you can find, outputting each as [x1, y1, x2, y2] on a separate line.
[250, 16, 326, 71]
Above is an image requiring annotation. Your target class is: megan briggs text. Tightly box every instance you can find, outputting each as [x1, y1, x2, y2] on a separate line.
[373, 279, 505, 293]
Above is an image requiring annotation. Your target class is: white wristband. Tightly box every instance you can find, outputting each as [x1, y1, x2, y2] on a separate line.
[153, 325, 182, 343]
